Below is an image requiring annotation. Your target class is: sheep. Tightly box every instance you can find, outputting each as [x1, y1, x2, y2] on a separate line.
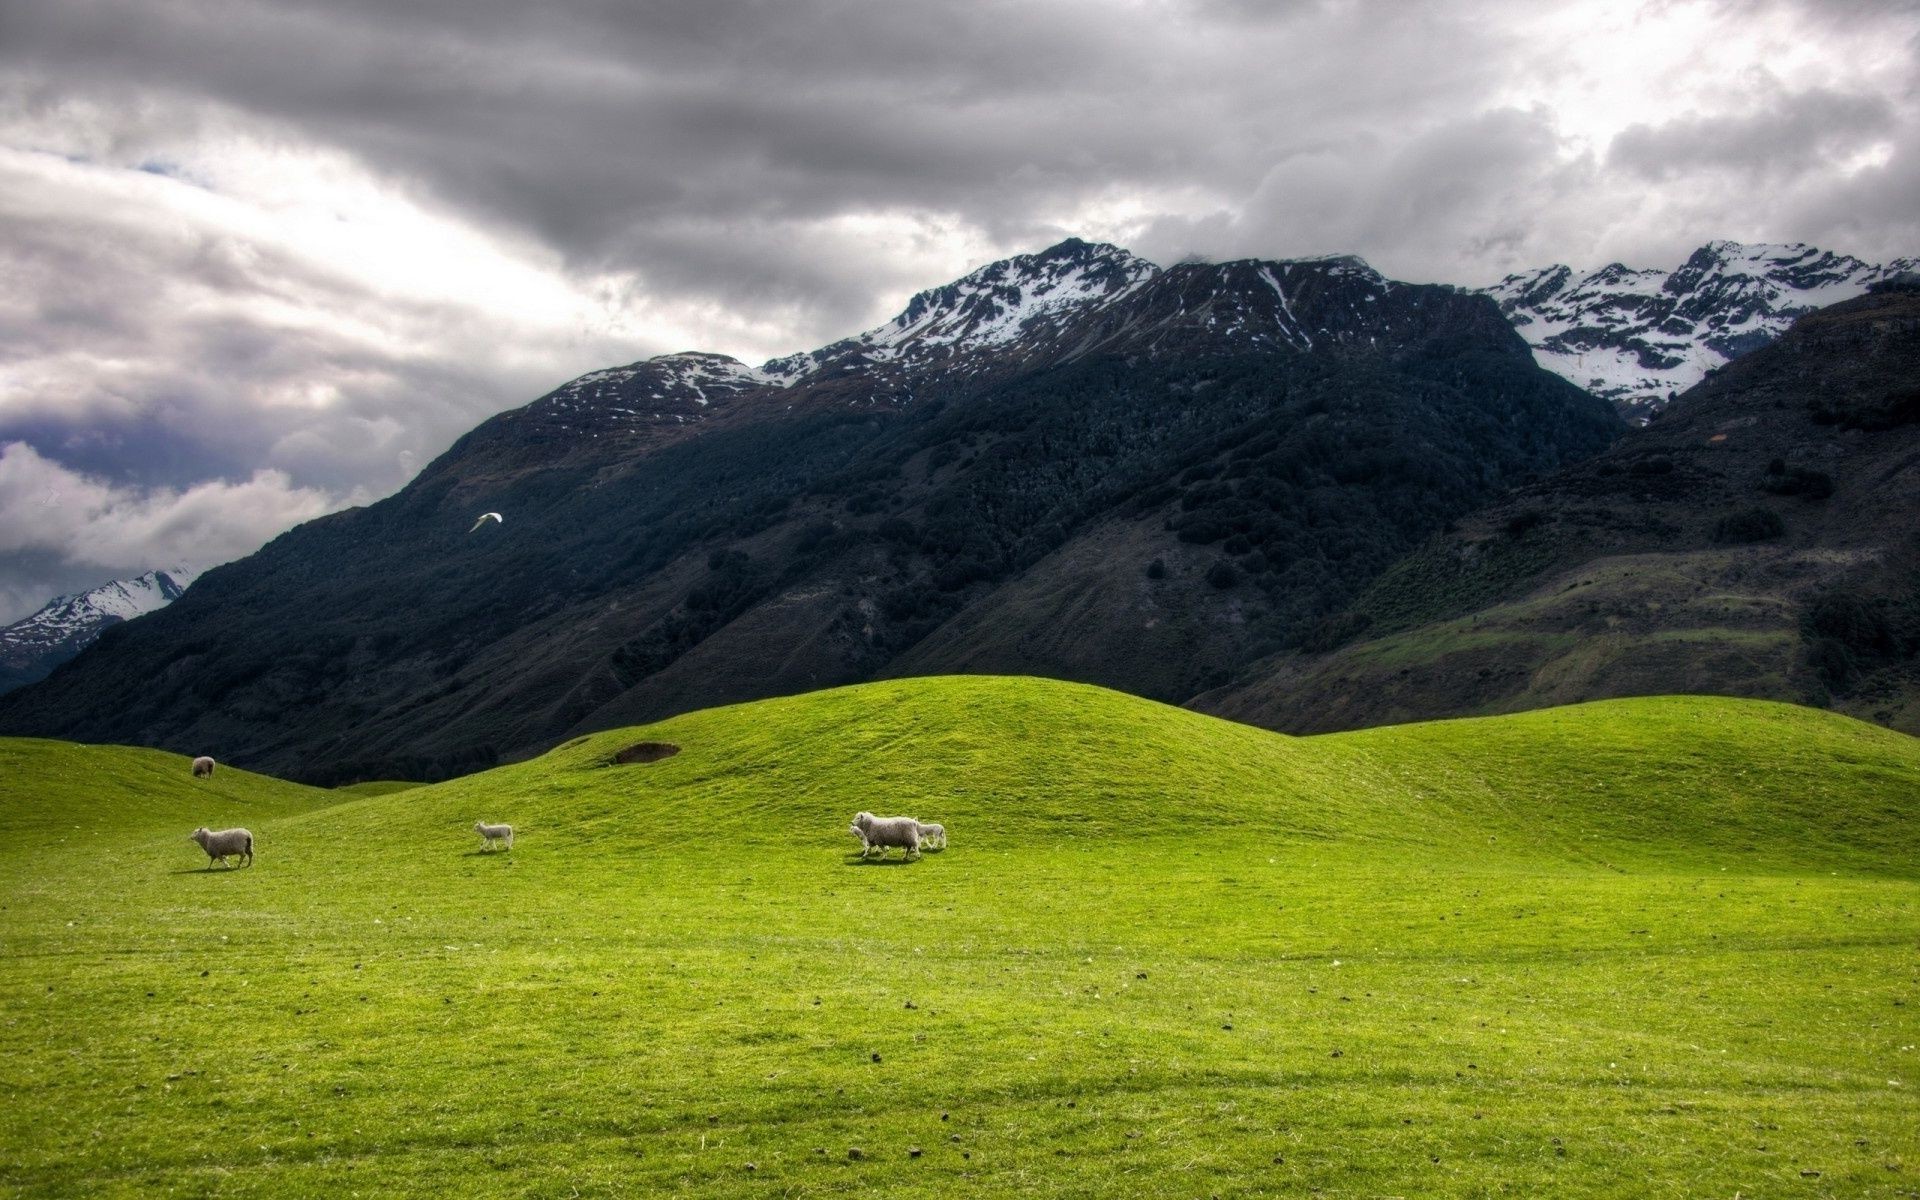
[914, 821, 947, 851]
[850, 811, 920, 859]
[191, 756, 216, 779]
[190, 826, 252, 868]
[474, 821, 514, 851]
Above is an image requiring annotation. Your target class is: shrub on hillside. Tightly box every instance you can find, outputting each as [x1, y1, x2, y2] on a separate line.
[1505, 508, 1546, 537]
[1803, 593, 1896, 660]
[1761, 467, 1834, 499]
[1207, 560, 1239, 589]
[1713, 508, 1785, 544]
[1805, 637, 1859, 692]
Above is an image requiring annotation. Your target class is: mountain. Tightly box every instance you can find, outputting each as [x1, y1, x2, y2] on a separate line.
[0, 567, 200, 695]
[0, 239, 1620, 783]
[1193, 283, 1920, 736]
[1484, 241, 1917, 419]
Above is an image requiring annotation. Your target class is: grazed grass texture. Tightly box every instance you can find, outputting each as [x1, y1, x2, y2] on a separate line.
[2, 678, 1916, 1197]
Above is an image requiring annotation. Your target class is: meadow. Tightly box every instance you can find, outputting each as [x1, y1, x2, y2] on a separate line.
[1, 677, 1915, 1197]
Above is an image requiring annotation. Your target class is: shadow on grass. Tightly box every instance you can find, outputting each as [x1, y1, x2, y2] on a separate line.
[461, 849, 514, 858]
[170, 864, 252, 876]
[845, 855, 921, 867]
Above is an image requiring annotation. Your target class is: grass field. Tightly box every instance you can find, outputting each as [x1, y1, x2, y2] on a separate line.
[2, 677, 1916, 1197]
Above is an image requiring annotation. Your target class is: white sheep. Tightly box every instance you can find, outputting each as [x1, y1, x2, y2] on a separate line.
[850, 811, 920, 859]
[191, 756, 216, 779]
[190, 826, 252, 868]
[474, 821, 514, 851]
[914, 821, 947, 851]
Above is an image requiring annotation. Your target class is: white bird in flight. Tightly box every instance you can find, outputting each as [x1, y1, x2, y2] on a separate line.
[468, 512, 503, 534]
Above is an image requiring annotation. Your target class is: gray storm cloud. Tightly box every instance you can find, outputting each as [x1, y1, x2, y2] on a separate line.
[0, 0, 1916, 620]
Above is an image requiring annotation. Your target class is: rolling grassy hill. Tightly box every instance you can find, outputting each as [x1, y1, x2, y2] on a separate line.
[2, 677, 1915, 1196]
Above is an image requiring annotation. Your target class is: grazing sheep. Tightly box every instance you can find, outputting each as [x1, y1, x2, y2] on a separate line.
[850, 811, 920, 859]
[191, 756, 216, 779]
[190, 826, 252, 868]
[914, 821, 947, 851]
[474, 821, 513, 851]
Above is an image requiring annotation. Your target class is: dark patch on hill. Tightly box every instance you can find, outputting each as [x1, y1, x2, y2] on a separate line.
[612, 742, 681, 765]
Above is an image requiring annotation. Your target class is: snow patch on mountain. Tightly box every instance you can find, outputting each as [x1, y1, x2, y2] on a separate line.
[1484, 241, 1918, 418]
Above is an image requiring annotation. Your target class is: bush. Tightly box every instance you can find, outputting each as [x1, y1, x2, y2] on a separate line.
[1206, 560, 1239, 590]
[1805, 637, 1858, 692]
[1628, 456, 1675, 477]
[1712, 508, 1784, 544]
[1505, 508, 1546, 537]
[1145, 558, 1167, 580]
[1802, 594, 1895, 659]
[1761, 467, 1833, 499]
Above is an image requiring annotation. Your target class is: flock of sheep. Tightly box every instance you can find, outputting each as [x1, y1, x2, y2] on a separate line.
[181, 759, 950, 868]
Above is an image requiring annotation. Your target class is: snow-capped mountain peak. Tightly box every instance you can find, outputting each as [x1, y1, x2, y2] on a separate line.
[1483, 241, 1917, 417]
[0, 566, 201, 695]
[875, 238, 1159, 351]
[761, 239, 1160, 382]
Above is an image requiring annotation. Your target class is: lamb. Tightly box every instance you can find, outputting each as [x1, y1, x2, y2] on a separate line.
[474, 821, 514, 851]
[914, 821, 947, 851]
[190, 826, 252, 868]
[850, 811, 921, 859]
[191, 756, 216, 779]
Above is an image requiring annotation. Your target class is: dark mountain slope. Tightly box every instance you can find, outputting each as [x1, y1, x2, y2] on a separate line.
[1193, 286, 1920, 735]
[0, 242, 1620, 782]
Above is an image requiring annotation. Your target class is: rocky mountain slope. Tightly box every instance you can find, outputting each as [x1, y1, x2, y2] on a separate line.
[0, 568, 199, 695]
[1484, 241, 1917, 419]
[0, 240, 1619, 782]
[1194, 283, 1920, 736]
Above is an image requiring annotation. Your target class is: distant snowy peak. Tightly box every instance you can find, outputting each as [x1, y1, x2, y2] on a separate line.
[1485, 241, 1918, 417]
[70, 566, 200, 623]
[0, 566, 200, 694]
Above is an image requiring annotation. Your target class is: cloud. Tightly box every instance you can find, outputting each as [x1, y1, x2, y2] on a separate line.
[0, 440, 346, 622]
[1610, 86, 1897, 180]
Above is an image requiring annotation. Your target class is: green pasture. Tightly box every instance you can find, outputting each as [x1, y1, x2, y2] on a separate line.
[1, 678, 1915, 1196]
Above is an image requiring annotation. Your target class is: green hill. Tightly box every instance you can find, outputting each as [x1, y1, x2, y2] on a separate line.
[2, 677, 1915, 1197]
[0, 738, 336, 845]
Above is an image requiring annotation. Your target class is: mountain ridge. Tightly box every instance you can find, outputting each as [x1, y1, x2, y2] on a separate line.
[0, 240, 1620, 782]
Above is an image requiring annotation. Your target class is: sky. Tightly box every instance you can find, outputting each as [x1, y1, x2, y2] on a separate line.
[1, 0, 1917, 622]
